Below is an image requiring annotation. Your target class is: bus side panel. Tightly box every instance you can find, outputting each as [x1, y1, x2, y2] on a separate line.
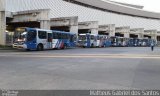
[70, 42, 76, 47]
[105, 40, 112, 47]
[52, 39, 64, 49]
[59, 39, 64, 48]
[26, 41, 37, 49]
[52, 39, 58, 48]
[63, 39, 76, 48]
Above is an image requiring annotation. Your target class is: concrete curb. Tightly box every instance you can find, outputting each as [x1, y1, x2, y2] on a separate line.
[0, 48, 16, 51]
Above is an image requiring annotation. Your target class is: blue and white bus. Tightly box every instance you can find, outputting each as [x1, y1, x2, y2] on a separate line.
[117, 37, 130, 47]
[141, 38, 156, 47]
[52, 30, 77, 49]
[78, 33, 97, 48]
[110, 36, 129, 47]
[78, 33, 111, 48]
[13, 27, 77, 50]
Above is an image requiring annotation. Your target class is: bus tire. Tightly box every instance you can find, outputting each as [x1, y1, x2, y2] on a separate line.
[64, 44, 67, 49]
[37, 44, 43, 51]
[61, 46, 64, 49]
[61, 43, 67, 49]
[62, 44, 66, 49]
[91, 44, 94, 48]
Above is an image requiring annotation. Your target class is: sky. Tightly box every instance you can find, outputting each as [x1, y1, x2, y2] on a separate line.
[110, 0, 160, 13]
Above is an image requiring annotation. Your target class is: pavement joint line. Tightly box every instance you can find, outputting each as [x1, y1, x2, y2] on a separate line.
[0, 55, 160, 59]
[0, 55, 160, 58]
[0, 54, 160, 57]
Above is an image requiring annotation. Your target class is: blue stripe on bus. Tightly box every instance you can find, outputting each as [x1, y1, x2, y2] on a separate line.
[55, 40, 59, 48]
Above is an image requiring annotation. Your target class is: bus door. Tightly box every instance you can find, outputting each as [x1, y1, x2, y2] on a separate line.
[47, 32, 53, 49]
[96, 35, 100, 47]
[70, 34, 77, 47]
[86, 34, 91, 48]
[26, 28, 37, 49]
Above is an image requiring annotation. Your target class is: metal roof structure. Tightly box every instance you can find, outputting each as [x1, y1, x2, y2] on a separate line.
[107, 0, 144, 9]
[67, 0, 160, 19]
[4, 0, 160, 30]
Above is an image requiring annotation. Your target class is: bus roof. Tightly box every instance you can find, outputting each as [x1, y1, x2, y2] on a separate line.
[16, 27, 76, 34]
[79, 34, 87, 35]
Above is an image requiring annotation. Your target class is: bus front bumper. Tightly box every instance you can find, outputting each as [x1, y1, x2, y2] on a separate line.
[13, 44, 27, 49]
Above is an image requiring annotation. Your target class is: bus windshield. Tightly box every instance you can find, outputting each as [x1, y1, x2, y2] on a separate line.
[110, 37, 116, 43]
[90, 35, 95, 40]
[14, 31, 27, 42]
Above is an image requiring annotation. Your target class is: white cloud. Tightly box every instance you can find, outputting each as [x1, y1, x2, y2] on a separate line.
[108, 0, 160, 12]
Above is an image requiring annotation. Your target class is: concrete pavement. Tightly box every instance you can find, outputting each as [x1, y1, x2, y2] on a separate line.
[0, 47, 160, 90]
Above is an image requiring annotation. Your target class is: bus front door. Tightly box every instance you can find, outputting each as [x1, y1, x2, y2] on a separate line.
[47, 33, 53, 49]
[86, 34, 91, 48]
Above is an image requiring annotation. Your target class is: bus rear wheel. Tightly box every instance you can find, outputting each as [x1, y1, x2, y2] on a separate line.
[91, 44, 94, 48]
[61, 43, 66, 49]
[37, 44, 43, 51]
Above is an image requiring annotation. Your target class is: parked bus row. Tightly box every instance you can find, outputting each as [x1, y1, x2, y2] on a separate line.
[78, 33, 111, 48]
[110, 36, 156, 47]
[12, 27, 156, 51]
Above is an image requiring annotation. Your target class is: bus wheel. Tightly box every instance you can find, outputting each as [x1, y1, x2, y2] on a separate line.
[37, 44, 43, 51]
[61, 45, 65, 49]
[91, 44, 94, 48]
[62, 44, 67, 49]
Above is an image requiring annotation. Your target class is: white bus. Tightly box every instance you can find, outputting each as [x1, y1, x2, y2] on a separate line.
[13, 27, 77, 50]
[78, 33, 111, 48]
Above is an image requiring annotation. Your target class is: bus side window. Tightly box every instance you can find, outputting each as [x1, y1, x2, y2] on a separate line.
[97, 36, 100, 40]
[48, 33, 52, 42]
[55, 33, 58, 39]
[53, 32, 58, 39]
[63, 33, 68, 39]
[70, 35, 73, 42]
[60, 33, 63, 39]
[38, 31, 47, 39]
[65, 34, 68, 39]
[57, 33, 61, 39]
[62, 33, 65, 39]
[70, 35, 76, 42]
[67, 34, 70, 40]
[53, 32, 55, 39]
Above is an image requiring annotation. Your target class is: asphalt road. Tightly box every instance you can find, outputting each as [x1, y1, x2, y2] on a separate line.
[0, 47, 160, 90]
